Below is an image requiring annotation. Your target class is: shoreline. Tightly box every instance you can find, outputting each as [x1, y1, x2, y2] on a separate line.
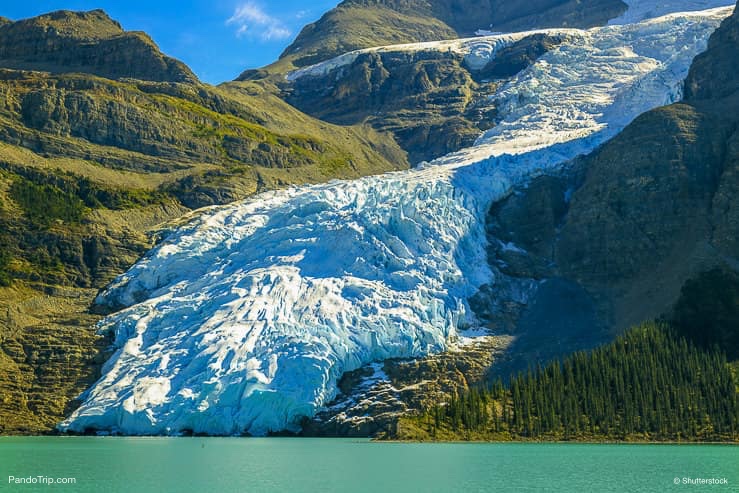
[374, 438, 739, 445]
[1, 433, 737, 445]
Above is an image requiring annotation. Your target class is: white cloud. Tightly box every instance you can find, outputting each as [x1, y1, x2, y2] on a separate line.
[227, 3, 292, 41]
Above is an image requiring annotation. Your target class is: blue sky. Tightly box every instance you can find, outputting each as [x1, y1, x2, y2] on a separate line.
[1, 1, 340, 84]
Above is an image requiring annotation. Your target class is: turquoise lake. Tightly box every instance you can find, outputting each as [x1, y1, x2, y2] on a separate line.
[0, 438, 737, 492]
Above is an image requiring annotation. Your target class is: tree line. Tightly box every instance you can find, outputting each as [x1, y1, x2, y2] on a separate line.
[415, 322, 738, 441]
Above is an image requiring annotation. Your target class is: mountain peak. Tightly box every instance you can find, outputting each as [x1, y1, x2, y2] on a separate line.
[0, 9, 197, 83]
[21, 9, 123, 38]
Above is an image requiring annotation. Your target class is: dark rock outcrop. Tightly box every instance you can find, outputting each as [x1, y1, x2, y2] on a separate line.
[301, 335, 510, 437]
[684, 6, 739, 100]
[285, 50, 480, 163]
[284, 34, 570, 164]
[554, 6, 739, 330]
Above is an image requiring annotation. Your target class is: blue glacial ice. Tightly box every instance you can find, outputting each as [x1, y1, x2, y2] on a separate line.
[60, 7, 734, 435]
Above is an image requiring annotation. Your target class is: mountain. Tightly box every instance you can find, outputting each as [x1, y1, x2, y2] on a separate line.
[281, 32, 573, 164]
[56, 6, 734, 437]
[0, 11, 407, 206]
[244, 0, 629, 165]
[270, 0, 627, 71]
[2, 1, 737, 438]
[0, 10, 406, 434]
[266, 0, 736, 166]
[0, 9, 196, 83]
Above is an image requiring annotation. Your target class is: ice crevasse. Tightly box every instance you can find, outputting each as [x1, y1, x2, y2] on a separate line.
[60, 6, 734, 436]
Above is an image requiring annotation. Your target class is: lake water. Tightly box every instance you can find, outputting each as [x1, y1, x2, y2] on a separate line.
[0, 438, 737, 492]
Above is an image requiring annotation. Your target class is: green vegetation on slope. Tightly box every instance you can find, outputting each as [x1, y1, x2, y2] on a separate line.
[0, 166, 160, 288]
[0, 71, 406, 208]
[399, 323, 738, 442]
[10, 178, 85, 227]
[0, 245, 11, 287]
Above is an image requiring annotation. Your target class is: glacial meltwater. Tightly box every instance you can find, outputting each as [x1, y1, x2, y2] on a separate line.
[1, 438, 737, 492]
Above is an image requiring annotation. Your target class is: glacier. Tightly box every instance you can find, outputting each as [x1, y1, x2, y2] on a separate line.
[610, 0, 735, 25]
[60, 7, 734, 436]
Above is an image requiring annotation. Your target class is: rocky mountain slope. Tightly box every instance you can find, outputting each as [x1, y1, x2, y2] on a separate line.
[467, 2, 739, 375]
[506, 3, 739, 328]
[282, 33, 572, 164]
[268, 0, 734, 166]
[0, 10, 406, 434]
[244, 0, 629, 165]
[0, 9, 196, 83]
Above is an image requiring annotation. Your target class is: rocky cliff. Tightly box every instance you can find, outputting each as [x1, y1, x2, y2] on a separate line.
[555, 5, 739, 329]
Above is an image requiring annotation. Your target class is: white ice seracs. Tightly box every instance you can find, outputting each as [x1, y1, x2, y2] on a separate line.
[285, 30, 576, 81]
[60, 8, 732, 436]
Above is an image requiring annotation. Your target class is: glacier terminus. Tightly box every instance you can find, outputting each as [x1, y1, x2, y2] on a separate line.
[60, 4, 735, 436]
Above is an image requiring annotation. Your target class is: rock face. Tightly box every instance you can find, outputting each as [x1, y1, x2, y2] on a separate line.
[555, 7, 739, 330]
[0, 10, 197, 83]
[479, 4, 739, 344]
[285, 50, 480, 164]
[684, 5, 739, 100]
[284, 33, 571, 163]
[301, 336, 511, 437]
[277, 0, 626, 68]
[557, 105, 731, 287]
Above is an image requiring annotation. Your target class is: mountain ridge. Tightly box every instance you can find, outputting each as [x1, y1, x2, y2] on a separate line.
[0, 10, 197, 83]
